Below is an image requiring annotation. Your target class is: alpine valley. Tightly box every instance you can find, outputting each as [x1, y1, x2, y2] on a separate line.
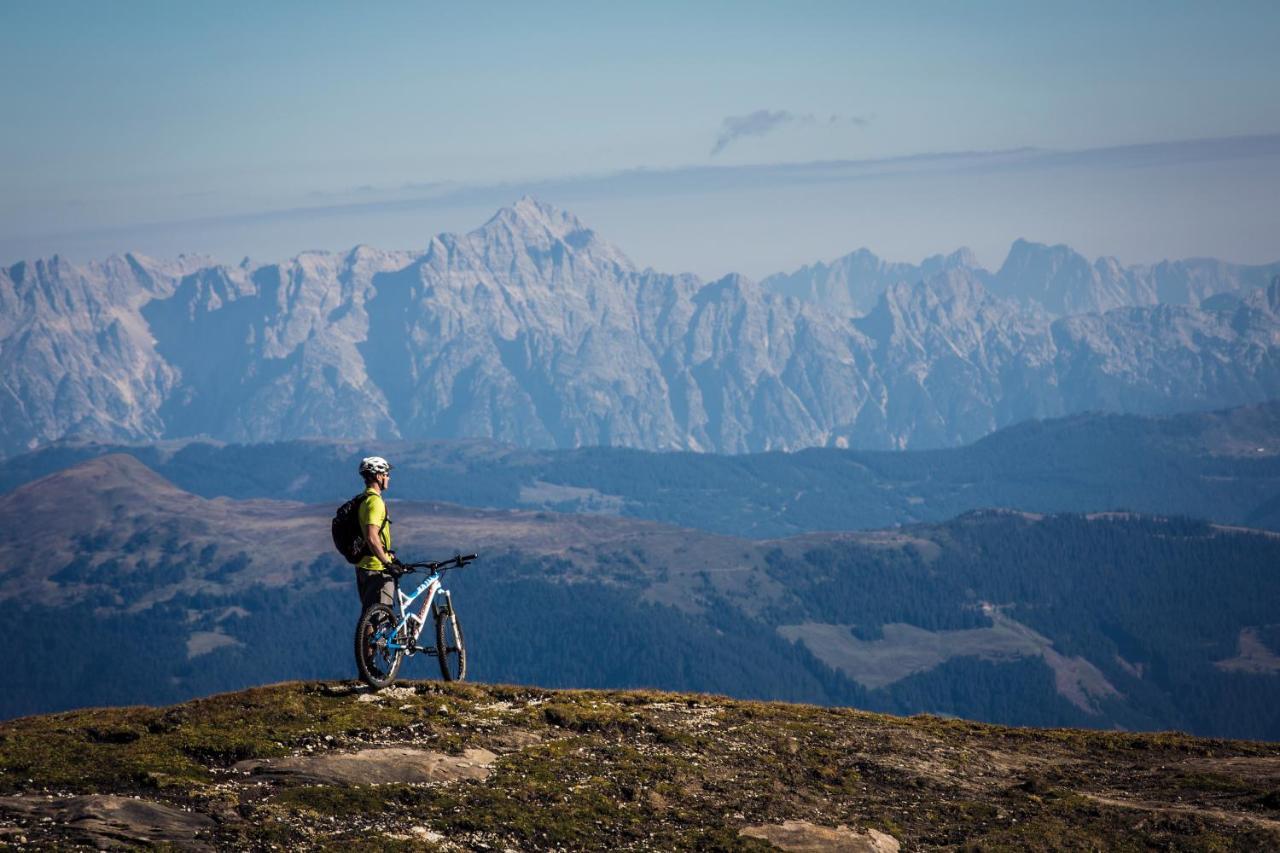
[3, 453, 1279, 741]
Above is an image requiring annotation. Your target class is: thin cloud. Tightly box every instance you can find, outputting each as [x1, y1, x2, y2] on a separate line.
[711, 110, 797, 156]
[8, 134, 1275, 266]
[711, 109, 871, 156]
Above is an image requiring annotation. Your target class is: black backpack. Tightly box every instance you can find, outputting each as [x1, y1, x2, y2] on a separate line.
[331, 492, 372, 564]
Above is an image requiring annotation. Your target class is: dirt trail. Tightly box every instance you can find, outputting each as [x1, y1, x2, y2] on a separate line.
[1083, 794, 1280, 833]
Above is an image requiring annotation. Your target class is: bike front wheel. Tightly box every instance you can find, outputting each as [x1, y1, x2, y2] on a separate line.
[435, 603, 466, 681]
[355, 604, 404, 689]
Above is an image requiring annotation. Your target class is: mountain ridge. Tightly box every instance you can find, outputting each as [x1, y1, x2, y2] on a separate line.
[3, 198, 1279, 457]
[764, 235, 1280, 318]
[5, 401, 1279, 539]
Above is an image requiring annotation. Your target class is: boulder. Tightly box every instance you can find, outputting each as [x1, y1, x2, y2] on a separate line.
[0, 794, 215, 850]
[234, 746, 497, 785]
[739, 819, 900, 852]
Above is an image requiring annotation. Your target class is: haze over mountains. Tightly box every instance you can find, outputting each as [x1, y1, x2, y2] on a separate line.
[3, 197, 1279, 457]
[6, 403, 1280, 538]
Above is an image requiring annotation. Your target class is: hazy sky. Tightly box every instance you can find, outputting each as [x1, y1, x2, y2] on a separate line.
[3, 1, 1279, 277]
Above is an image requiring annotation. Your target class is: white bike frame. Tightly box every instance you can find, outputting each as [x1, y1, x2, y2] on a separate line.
[387, 570, 457, 653]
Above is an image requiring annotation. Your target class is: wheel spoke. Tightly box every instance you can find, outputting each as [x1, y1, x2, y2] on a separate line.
[356, 605, 404, 687]
[435, 606, 466, 682]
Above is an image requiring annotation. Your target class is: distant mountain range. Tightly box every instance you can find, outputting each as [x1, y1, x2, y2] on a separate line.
[5, 402, 1279, 538]
[762, 239, 1280, 318]
[3, 197, 1279, 457]
[3, 454, 1278, 739]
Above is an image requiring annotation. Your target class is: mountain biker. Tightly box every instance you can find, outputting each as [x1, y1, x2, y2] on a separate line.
[355, 456, 399, 612]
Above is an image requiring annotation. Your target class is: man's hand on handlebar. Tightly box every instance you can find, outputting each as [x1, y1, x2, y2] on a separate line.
[390, 554, 479, 574]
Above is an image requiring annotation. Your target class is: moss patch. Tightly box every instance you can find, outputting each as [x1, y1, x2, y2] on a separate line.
[1, 680, 1277, 851]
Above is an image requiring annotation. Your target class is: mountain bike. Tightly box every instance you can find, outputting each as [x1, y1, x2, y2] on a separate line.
[354, 553, 476, 689]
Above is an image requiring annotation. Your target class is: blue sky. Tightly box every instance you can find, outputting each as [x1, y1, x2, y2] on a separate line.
[3, 1, 1279, 277]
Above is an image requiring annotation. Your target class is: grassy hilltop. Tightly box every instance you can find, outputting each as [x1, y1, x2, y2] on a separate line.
[1, 681, 1278, 851]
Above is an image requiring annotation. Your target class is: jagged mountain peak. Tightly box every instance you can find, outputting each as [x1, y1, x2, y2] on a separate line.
[469, 197, 635, 272]
[693, 271, 765, 305]
[476, 196, 586, 242]
[284, 249, 334, 273]
[998, 238, 1090, 274]
[920, 246, 980, 270]
[993, 239, 1126, 315]
[919, 247, 984, 283]
[885, 266, 992, 307]
[760, 245, 990, 320]
[342, 243, 416, 276]
[345, 244, 381, 262]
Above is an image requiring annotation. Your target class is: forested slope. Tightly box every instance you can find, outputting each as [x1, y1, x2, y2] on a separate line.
[2, 456, 1278, 738]
[5, 402, 1278, 537]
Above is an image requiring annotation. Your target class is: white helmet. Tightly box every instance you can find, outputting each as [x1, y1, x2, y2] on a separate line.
[358, 456, 393, 478]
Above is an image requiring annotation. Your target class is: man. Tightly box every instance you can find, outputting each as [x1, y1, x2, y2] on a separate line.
[355, 455, 398, 612]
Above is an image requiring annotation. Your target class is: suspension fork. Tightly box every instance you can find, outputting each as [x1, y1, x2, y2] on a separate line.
[438, 590, 460, 646]
[414, 587, 435, 641]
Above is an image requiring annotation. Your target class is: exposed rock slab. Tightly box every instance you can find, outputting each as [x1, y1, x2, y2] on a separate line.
[356, 685, 419, 703]
[487, 730, 544, 754]
[739, 819, 900, 852]
[0, 794, 215, 850]
[234, 746, 497, 785]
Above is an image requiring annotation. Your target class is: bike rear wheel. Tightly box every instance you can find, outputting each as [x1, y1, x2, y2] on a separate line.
[355, 604, 404, 689]
[435, 603, 466, 681]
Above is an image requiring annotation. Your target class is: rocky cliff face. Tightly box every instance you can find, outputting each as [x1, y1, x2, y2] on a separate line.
[0, 252, 204, 454]
[3, 198, 1279, 456]
[141, 245, 416, 443]
[758, 245, 983, 316]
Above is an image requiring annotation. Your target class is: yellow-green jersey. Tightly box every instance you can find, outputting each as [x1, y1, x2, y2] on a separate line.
[356, 488, 392, 572]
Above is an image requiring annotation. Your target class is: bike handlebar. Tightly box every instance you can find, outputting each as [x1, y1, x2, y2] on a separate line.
[394, 553, 478, 575]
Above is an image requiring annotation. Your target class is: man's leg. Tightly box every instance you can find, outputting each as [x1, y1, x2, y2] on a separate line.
[356, 568, 396, 611]
[356, 568, 379, 612]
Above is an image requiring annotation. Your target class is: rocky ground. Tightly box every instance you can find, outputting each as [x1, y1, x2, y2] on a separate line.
[0, 681, 1277, 851]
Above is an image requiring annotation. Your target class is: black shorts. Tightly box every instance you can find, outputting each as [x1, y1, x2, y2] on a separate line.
[355, 567, 394, 612]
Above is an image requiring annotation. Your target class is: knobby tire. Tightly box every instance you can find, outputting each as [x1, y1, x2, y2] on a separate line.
[435, 604, 466, 681]
[355, 603, 403, 689]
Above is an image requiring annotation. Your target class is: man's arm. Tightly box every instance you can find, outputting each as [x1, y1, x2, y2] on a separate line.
[365, 523, 394, 567]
